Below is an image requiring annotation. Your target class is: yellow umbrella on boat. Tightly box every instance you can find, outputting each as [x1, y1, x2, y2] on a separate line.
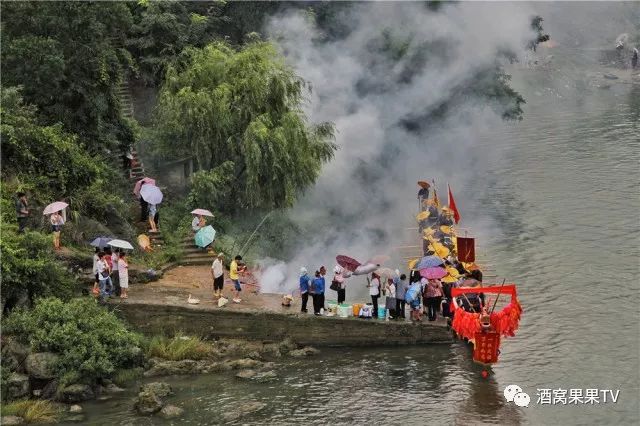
[442, 274, 458, 283]
[440, 225, 453, 235]
[446, 266, 461, 278]
[430, 241, 450, 258]
[416, 211, 430, 222]
[407, 258, 419, 270]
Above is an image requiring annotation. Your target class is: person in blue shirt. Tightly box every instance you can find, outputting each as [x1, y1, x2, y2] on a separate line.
[299, 267, 311, 313]
[312, 269, 326, 316]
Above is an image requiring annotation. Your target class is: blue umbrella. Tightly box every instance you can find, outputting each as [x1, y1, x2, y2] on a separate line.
[194, 225, 216, 248]
[90, 236, 112, 249]
[415, 255, 444, 270]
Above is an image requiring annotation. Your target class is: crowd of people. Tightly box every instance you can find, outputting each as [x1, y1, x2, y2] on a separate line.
[92, 247, 129, 301]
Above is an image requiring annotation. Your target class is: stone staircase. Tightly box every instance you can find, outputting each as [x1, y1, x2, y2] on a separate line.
[178, 234, 216, 266]
[116, 79, 146, 181]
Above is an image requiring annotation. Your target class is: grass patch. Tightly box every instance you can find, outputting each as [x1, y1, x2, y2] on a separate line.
[112, 367, 144, 387]
[145, 334, 213, 361]
[1, 399, 60, 423]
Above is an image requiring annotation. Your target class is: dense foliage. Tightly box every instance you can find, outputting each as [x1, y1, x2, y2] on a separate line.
[0, 224, 74, 313]
[4, 298, 143, 382]
[1, 1, 135, 154]
[155, 41, 336, 209]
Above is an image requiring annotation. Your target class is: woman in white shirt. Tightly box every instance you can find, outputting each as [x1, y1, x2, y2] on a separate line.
[118, 252, 129, 299]
[211, 253, 224, 297]
[384, 278, 397, 319]
[368, 272, 381, 318]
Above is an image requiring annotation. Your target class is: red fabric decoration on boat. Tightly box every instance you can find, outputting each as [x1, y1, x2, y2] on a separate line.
[450, 285, 522, 341]
[473, 331, 500, 364]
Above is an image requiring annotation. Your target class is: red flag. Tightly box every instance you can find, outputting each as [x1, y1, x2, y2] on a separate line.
[448, 183, 461, 224]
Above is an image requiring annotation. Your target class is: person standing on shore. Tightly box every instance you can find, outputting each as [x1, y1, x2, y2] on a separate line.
[424, 278, 443, 321]
[332, 265, 347, 304]
[312, 270, 325, 316]
[385, 278, 397, 319]
[368, 272, 381, 318]
[299, 267, 311, 313]
[395, 274, 409, 319]
[230, 255, 243, 303]
[15, 192, 29, 233]
[211, 253, 224, 298]
[118, 252, 129, 299]
[111, 249, 120, 296]
[96, 252, 110, 302]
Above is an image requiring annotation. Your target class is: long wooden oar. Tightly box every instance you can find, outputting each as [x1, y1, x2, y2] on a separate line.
[490, 278, 507, 314]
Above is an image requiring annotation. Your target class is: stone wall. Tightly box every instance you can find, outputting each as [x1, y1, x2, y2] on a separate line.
[113, 303, 454, 347]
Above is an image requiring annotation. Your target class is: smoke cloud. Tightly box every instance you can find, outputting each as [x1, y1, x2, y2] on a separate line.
[258, 2, 543, 295]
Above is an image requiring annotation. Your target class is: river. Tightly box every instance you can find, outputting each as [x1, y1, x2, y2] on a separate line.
[69, 32, 639, 426]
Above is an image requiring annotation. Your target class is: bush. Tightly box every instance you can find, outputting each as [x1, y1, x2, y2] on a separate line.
[0, 222, 75, 313]
[145, 334, 213, 361]
[4, 298, 143, 382]
[0, 399, 60, 423]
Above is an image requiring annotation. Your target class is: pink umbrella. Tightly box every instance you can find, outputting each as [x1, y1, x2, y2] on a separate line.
[336, 255, 361, 272]
[191, 208, 214, 217]
[133, 177, 156, 198]
[419, 267, 447, 280]
[42, 201, 68, 215]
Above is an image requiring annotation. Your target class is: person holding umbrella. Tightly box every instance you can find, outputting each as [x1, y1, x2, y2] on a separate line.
[118, 251, 129, 299]
[50, 210, 64, 250]
[15, 192, 29, 233]
[424, 278, 443, 321]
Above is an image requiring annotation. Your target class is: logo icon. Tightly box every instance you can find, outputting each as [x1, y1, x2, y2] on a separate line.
[504, 384, 530, 408]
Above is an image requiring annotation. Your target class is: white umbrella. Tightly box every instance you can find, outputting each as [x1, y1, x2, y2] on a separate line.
[108, 239, 134, 250]
[43, 201, 68, 215]
[140, 184, 163, 204]
[191, 208, 214, 217]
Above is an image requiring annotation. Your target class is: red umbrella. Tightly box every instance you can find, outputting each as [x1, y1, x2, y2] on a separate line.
[419, 267, 447, 280]
[133, 177, 156, 198]
[336, 255, 361, 272]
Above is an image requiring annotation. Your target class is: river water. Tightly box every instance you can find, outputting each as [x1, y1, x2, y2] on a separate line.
[70, 34, 639, 426]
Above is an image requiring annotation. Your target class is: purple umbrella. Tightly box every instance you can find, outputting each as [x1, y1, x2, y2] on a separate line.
[415, 255, 444, 270]
[419, 267, 447, 280]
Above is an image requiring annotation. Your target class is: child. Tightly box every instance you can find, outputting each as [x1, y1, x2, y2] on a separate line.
[148, 204, 158, 232]
[118, 252, 129, 299]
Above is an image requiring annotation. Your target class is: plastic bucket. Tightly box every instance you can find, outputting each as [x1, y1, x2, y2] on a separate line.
[352, 303, 362, 316]
[337, 304, 352, 318]
[327, 300, 338, 314]
[377, 307, 387, 319]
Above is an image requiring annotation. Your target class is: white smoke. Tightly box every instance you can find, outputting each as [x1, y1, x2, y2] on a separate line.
[257, 2, 542, 295]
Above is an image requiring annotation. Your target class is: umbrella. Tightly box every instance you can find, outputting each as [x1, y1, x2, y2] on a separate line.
[440, 225, 453, 235]
[195, 225, 216, 248]
[430, 242, 450, 258]
[336, 255, 361, 272]
[420, 267, 447, 280]
[133, 177, 156, 198]
[191, 208, 214, 217]
[407, 258, 419, 270]
[43, 201, 68, 215]
[90, 236, 112, 248]
[375, 267, 396, 278]
[140, 184, 163, 204]
[446, 266, 461, 278]
[353, 263, 379, 276]
[442, 275, 458, 283]
[108, 239, 134, 250]
[417, 181, 431, 189]
[416, 255, 444, 270]
[138, 234, 151, 250]
[416, 211, 430, 222]
[463, 262, 480, 271]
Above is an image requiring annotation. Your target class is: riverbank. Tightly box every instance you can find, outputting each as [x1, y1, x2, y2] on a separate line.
[108, 265, 453, 346]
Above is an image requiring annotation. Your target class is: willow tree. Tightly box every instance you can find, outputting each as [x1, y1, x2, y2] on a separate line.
[155, 41, 336, 210]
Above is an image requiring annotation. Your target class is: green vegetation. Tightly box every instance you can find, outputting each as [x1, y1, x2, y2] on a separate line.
[0, 399, 60, 423]
[112, 367, 145, 388]
[155, 41, 336, 210]
[145, 334, 213, 361]
[4, 298, 143, 383]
